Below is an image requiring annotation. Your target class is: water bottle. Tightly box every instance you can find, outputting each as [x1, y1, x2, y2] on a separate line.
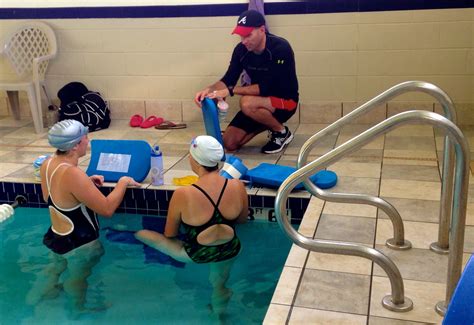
[217, 98, 229, 122]
[150, 145, 164, 186]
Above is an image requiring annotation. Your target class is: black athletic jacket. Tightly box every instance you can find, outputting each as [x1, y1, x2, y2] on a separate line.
[221, 33, 299, 102]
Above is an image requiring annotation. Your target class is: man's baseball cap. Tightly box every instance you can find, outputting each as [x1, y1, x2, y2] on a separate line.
[232, 10, 265, 37]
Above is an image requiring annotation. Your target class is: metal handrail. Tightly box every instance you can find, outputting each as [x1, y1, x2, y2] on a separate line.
[276, 110, 469, 314]
[297, 81, 456, 253]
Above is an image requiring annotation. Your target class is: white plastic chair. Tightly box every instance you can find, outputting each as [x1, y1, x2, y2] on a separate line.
[0, 21, 57, 133]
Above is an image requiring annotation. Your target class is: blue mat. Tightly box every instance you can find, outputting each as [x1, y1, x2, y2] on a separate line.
[86, 139, 151, 182]
[246, 163, 337, 190]
[105, 216, 185, 268]
[444, 255, 474, 324]
[201, 97, 224, 147]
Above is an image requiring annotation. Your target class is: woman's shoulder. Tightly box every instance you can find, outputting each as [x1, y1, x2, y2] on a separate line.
[185, 176, 245, 194]
[174, 185, 194, 199]
[40, 156, 53, 170]
[227, 178, 246, 190]
[61, 164, 83, 176]
[42, 158, 76, 174]
[55, 163, 89, 185]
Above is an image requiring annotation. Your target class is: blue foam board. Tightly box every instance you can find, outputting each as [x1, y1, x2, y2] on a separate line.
[201, 97, 224, 146]
[246, 163, 337, 190]
[86, 139, 151, 182]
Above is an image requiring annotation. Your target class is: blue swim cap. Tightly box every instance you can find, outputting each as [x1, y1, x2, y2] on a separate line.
[48, 120, 88, 151]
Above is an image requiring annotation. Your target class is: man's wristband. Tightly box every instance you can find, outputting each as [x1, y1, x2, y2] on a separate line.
[227, 85, 234, 97]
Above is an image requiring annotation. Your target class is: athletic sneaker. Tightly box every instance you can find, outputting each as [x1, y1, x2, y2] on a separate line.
[261, 126, 294, 154]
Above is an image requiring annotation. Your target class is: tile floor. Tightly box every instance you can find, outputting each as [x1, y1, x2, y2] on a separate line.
[0, 116, 473, 324]
[264, 124, 474, 324]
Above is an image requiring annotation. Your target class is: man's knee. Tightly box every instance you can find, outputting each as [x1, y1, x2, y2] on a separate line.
[240, 96, 255, 116]
[223, 135, 241, 152]
[223, 128, 247, 151]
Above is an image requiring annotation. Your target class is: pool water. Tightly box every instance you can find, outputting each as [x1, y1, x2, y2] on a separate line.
[0, 208, 292, 324]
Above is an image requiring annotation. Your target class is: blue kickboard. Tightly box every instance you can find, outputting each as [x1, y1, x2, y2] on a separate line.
[246, 163, 337, 190]
[443, 255, 474, 324]
[201, 97, 224, 147]
[86, 139, 151, 182]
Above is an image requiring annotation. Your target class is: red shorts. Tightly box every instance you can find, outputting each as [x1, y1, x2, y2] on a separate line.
[270, 97, 298, 111]
[229, 97, 298, 134]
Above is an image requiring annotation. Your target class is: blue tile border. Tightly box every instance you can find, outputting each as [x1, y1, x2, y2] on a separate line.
[0, 181, 309, 223]
[0, 1, 473, 20]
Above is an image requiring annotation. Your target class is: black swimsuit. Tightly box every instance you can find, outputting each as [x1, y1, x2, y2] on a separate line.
[42, 161, 100, 255]
[181, 179, 241, 263]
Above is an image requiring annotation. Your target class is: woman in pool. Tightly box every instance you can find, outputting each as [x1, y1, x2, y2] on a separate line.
[27, 119, 139, 315]
[135, 135, 248, 317]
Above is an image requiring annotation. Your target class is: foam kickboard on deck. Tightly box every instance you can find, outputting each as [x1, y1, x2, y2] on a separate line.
[245, 163, 337, 190]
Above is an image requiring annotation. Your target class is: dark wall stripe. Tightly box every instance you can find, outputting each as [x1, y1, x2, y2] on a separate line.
[0, 1, 473, 20]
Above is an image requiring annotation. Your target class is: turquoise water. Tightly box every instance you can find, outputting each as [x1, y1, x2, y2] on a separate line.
[0, 208, 292, 324]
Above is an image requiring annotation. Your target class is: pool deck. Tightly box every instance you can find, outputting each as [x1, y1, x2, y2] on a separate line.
[0, 116, 473, 324]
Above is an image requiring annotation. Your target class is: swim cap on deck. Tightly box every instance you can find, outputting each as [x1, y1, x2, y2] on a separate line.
[48, 120, 88, 151]
[190, 135, 224, 167]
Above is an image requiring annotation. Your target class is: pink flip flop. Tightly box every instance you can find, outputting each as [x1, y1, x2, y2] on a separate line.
[129, 114, 143, 127]
[140, 116, 164, 128]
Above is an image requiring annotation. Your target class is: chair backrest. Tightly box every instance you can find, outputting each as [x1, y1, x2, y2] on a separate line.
[2, 21, 57, 80]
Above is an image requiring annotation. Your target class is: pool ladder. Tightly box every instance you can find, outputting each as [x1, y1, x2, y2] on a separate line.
[0, 195, 27, 223]
[274, 81, 470, 315]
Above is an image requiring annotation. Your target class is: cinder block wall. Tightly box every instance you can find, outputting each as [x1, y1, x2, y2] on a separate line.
[0, 8, 473, 124]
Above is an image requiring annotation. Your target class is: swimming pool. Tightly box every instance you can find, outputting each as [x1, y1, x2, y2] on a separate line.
[0, 207, 292, 324]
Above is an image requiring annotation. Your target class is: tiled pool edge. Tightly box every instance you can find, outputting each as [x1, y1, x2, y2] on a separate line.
[0, 181, 310, 224]
[263, 196, 325, 324]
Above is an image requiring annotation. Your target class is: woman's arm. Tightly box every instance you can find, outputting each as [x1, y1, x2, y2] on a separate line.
[236, 180, 249, 224]
[39, 158, 52, 202]
[164, 188, 185, 237]
[66, 168, 138, 217]
[89, 174, 104, 187]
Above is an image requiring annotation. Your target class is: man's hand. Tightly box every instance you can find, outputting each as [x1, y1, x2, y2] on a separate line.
[207, 89, 230, 100]
[194, 81, 231, 107]
[194, 88, 211, 107]
[90, 175, 104, 187]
